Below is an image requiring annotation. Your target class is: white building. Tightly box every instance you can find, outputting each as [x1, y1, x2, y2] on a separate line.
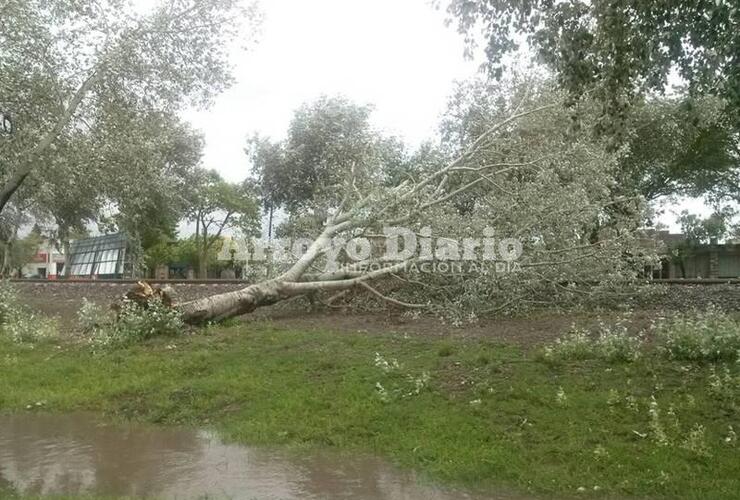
[21, 242, 65, 279]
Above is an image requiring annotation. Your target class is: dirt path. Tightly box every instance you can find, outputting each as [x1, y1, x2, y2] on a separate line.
[15, 280, 658, 346]
[241, 308, 660, 346]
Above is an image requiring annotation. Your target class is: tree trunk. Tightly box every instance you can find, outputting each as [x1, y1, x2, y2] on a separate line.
[1, 242, 9, 277]
[267, 205, 274, 240]
[198, 255, 208, 279]
[63, 239, 71, 277]
[177, 259, 411, 324]
[199, 229, 208, 279]
[178, 280, 288, 323]
[197, 218, 207, 279]
[56, 224, 72, 278]
[0, 225, 19, 277]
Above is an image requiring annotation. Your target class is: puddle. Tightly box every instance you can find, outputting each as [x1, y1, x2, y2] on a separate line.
[0, 413, 527, 499]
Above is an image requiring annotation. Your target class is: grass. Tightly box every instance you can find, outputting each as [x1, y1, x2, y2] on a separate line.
[0, 321, 738, 499]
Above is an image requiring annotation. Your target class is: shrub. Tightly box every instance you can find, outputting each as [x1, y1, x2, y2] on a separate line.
[0, 280, 57, 344]
[543, 316, 643, 362]
[543, 327, 593, 361]
[82, 297, 184, 348]
[2, 309, 58, 344]
[707, 365, 739, 402]
[594, 319, 643, 362]
[77, 298, 111, 333]
[654, 308, 740, 362]
[0, 280, 18, 325]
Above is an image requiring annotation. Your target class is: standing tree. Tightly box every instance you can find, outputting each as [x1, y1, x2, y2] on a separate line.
[246, 136, 286, 239]
[187, 170, 260, 279]
[444, 0, 740, 135]
[23, 108, 205, 275]
[248, 96, 407, 230]
[0, 204, 34, 276]
[92, 110, 206, 255]
[618, 95, 740, 202]
[0, 0, 259, 216]
[25, 132, 102, 274]
[0, 229, 44, 278]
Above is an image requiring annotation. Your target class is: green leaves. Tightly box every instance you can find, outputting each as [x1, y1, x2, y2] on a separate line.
[185, 168, 260, 277]
[0, 0, 260, 216]
[618, 95, 739, 201]
[446, 0, 740, 134]
[248, 96, 408, 216]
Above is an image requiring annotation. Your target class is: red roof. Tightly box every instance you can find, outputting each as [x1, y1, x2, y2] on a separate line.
[29, 252, 47, 263]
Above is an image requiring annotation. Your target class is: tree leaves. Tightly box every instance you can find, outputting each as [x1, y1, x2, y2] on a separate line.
[446, 0, 740, 134]
[0, 0, 260, 215]
[248, 96, 409, 217]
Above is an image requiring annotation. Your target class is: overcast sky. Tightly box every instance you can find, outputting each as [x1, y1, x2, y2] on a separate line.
[180, 0, 478, 181]
[178, 0, 715, 232]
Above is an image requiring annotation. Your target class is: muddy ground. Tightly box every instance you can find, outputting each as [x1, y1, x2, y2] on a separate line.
[13, 280, 664, 346]
[16, 281, 246, 321]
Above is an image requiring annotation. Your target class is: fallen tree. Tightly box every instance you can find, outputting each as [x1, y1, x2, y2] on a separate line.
[177, 84, 654, 324]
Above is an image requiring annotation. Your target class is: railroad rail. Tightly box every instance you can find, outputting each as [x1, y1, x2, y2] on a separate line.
[9, 278, 740, 285]
[9, 278, 251, 285]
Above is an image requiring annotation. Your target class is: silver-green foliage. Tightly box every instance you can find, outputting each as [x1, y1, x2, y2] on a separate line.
[654, 308, 740, 362]
[544, 316, 643, 363]
[544, 309, 740, 363]
[79, 297, 184, 348]
[0, 281, 56, 344]
[1, 0, 259, 216]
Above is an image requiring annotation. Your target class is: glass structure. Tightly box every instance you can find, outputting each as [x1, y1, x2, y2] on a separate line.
[67, 233, 130, 278]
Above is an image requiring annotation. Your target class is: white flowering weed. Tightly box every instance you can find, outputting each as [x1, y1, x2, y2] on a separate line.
[0, 281, 57, 344]
[653, 308, 740, 362]
[82, 297, 184, 348]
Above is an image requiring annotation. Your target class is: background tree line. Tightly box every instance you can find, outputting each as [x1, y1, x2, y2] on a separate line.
[1, 0, 738, 318]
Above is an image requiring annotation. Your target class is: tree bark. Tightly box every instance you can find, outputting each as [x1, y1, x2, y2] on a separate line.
[177, 259, 411, 324]
[1, 241, 9, 277]
[267, 205, 274, 240]
[198, 255, 208, 279]
[63, 239, 71, 277]
[0, 225, 19, 277]
[0, 70, 101, 216]
[178, 280, 287, 323]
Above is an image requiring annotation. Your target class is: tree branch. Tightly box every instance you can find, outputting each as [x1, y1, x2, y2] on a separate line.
[284, 260, 412, 294]
[0, 68, 102, 214]
[357, 281, 426, 308]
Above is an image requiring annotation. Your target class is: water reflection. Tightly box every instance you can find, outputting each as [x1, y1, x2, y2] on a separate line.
[0, 413, 524, 499]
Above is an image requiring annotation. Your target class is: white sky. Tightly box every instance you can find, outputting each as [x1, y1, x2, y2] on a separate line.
[178, 0, 718, 234]
[180, 0, 478, 182]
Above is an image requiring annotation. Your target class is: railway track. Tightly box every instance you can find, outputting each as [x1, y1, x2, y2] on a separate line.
[10, 278, 740, 285]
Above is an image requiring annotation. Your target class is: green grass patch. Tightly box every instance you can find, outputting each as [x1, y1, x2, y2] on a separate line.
[0, 322, 738, 499]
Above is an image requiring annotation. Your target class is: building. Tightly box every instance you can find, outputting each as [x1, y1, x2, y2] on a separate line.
[646, 230, 740, 279]
[66, 233, 134, 279]
[21, 242, 65, 279]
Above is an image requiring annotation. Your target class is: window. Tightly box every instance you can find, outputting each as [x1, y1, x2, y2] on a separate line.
[67, 234, 128, 278]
